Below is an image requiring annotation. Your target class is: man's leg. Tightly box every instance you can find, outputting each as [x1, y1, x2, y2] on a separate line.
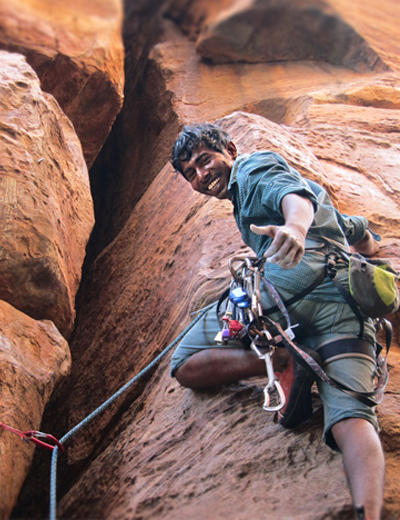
[175, 347, 292, 389]
[175, 348, 267, 389]
[332, 418, 385, 520]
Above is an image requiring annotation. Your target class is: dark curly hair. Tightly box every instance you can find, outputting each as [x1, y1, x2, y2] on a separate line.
[171, 123, 232, 178]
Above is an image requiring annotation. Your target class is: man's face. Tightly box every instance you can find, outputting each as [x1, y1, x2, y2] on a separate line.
[180, 142, 238, 200]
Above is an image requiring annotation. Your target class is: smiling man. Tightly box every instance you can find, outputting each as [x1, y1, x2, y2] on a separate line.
[169, 122, 383, 520]
[180, 140, 237, 199]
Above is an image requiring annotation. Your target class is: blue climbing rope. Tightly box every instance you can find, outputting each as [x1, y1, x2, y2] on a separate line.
[49, 302, 215, 520]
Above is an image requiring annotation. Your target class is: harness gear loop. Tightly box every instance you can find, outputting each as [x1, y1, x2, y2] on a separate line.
[0, 421, 64, 452]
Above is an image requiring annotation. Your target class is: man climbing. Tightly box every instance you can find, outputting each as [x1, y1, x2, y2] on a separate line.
[169, 122, 384, 520]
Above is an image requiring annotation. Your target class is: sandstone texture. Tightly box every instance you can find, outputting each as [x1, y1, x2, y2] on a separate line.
[57, 349, 400, 520]
[0, 0, 125, 167]
[0, 50, 94, 517]
[0, 51, 95, 338]
[0, 300, 71, 519]
[86, 0, 180, 259]
[19, 112, 400, 518]
[8, 0, 400, 519]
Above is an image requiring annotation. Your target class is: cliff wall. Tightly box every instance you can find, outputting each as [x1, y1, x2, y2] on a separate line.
[0, 1, 399, 519]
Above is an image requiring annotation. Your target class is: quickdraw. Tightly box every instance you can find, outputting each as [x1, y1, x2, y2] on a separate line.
[0, 421, 64, 452]
[217, 256, 295, 412]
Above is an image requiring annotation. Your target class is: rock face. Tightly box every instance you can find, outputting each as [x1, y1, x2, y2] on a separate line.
[0, 0, 125, 167]
[0, 49, 96, 517]
[86, 0, 180, 259]
[57, 349, 400, 520]
[0, 300, 71, 519]
[18, 111, 400, 519]
[176, 0, 388, 71]
[0, 51, 95, 338]
[7, 0, 400, 519]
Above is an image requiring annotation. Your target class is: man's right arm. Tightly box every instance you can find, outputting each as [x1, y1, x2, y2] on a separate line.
[250, 193, 315, 269]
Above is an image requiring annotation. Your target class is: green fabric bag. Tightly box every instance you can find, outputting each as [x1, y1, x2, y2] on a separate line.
[349, 254, 400, 318]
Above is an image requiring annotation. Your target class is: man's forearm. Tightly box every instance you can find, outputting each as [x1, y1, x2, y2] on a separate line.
[250, 193, 315, 269]
[281, 193, 314, 238]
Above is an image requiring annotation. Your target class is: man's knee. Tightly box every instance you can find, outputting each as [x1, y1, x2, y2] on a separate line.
[174, 360, 195, 388]
[331, 417, 382, 453]
[174, 351, 211, 389]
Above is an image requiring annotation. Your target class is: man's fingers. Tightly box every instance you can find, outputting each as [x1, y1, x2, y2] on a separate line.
[277, 246, 304, 269]
[265, 233, 300, 259]
[266, 235, 304, 268]
[250, 223, 306, 269]
[250, 224, 275, 237]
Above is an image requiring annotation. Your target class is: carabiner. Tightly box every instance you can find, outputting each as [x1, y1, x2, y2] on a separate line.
[24, 431, 65, 452]
[263, 379, 286, 412]
[0, 422, 64, 452]
[250, 344, 286, 412]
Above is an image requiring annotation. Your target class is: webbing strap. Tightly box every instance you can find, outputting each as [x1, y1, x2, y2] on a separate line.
[262, 268, 327, 316]
[261, 276, 291, 330]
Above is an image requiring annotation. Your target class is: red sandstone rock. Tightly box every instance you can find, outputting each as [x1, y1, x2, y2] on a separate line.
[0, 0, 125, 167]
[0, 299, 70, 519]
[0, 51, 94, 338]
[168, 0, 388, 71]
[57, 349, 400, 520]
[26, 112, 400, 519]
[12, 0, 400, 518]
[85, 0, 397, 254]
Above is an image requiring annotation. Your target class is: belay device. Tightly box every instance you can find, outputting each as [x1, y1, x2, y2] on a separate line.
[217, 256, 391, 425]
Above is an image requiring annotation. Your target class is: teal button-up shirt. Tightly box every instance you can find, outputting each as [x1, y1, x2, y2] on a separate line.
[228, 151, 368, 301]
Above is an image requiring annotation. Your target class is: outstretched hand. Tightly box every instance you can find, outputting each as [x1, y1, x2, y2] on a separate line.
[250, 223, 306, 269]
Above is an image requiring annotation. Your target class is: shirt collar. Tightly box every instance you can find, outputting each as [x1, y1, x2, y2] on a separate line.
[228, 154, 248, 192]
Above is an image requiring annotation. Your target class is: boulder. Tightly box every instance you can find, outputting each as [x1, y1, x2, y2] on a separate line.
[0, 300, 70, 519]
[0, 0, 125, 167]
[0, 51, 95, 338]
[167, 0, 388, 71]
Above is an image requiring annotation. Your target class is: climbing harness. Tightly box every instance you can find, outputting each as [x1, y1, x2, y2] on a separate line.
[0, 421, 64, 451]
[219, 255, 391, 415]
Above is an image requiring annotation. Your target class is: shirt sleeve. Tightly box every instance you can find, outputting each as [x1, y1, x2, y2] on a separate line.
[244, 152, 318, 216]
[334, 211, 368, 245]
